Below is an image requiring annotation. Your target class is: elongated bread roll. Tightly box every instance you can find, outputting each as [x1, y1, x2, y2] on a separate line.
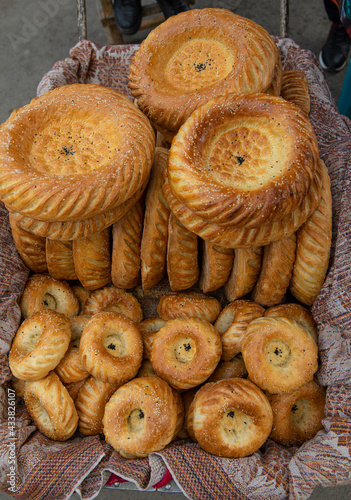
[224, 246, 263, 301]
[280, 69, 310, 116]
[199, 240, 234, 293]
[9, 213, 47, 273]
[157, 292, 222, 323]
[46, 238, 77, 280]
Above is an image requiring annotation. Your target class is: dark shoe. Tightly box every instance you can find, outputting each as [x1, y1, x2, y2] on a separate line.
[156, 0, 190, 19]
[114, 0, 142, 35]
[319, 22, 351, 72]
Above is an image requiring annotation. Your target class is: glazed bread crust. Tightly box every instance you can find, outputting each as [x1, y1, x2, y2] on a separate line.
[129, 9, 281, 134]
[0, 84, 155, 222]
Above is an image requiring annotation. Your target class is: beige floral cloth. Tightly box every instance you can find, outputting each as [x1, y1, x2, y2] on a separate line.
[0, 38, 350, 500]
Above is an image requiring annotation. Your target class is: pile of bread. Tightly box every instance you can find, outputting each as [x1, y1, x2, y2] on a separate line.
[1, 8, 332, 457]
[9, 274, 325, 458]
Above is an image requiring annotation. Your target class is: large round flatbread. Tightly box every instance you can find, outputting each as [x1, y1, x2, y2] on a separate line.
[0, 84, 155, 222]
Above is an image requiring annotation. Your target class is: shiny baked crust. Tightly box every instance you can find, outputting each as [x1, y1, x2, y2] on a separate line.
[199, 240, 234, 293]
[9, 213, 48, 273]
[136, 359, 157, 377]
[140, 147, 170, 290]
[129, 8, 281, 135]
[290, 160, 332, 306]
[162, 158, 322, 248]
[167, 213, 199, 291]
[9, 309, 71, 381]
[208, 355, 248, 382]
[46, 239, 77, 280]
[73, 228, 111, 290]
[280, 70, 310, 116]
[55, 317, 90, 384]
[24, 371, 78, 441]
[102, 376, 184, 458]
[251, 232, 297, 307]
[241, 316, 319, 394]
[137, 317, 166, 359]
[75, 376, 116, 435]
[267, 379, 325, 446]
[0, 84, 155, 222]
[167, 93, 319, 228]
[19, 274, 79, 319]
[157, 292, 222, 323]
[224, 246, 263, 301]
[264, 303, 318, 344]
[214, 300, 265, 360]
[82, 285, 143, 323]
[111, 198, 144, 289]
[186, 378, 273, 457]
[79, 311, 143, 385]
[9, 179, 148, 241]
[150, 317, 222, 390]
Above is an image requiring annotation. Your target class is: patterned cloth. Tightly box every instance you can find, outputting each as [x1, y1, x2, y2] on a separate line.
[0, 38, 350, 500]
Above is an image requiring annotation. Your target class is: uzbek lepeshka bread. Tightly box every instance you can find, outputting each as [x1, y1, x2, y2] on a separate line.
[129, 9, 282, 137]
[0, 84, 155, 222]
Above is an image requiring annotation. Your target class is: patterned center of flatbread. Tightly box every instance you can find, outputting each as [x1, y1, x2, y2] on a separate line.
[220, 408, 253, 443]
[206, 122, 283, 190]
[166, 39, 234, 92]
[28, 120, 121, 176]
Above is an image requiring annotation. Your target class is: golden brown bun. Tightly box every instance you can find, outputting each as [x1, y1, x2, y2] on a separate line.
[111, 198, 144, 289]
[140, 147, 170, 290]
[137, 317, 166, 359]
[167, 93, 319, 228]
[150, 317, 222, 390]
[9, 309, 71, 381]
[224, 246, 263, 301]
[9, 179, 148, 241]
[264, 303, 318, 343]
[73, 228, 111, 290]
[251, 232, 297, 307]
[79, 311, 143, 385]
[82, 285, 143, 323]
[199, 240, 234, 293]
[55, 317, 90, 384]
[167, 213, 199, 291]
[46, 239, 77, 280]
[214, 300, 265, 360]
[0, 84, 155, 222]
[157, 292, 222, 323]
[186, 378, 273, 457]
[71, 286, 91, 311]
[267, 379, 325, 446]
[19, 274, 79, 319]
[241, 316, 319, 394]
[162, 158, 322, 248]
[129, 9, 281, 135]
[9, 213, 47, 273]
[64, 379, 86, 402]
[207, 355, 248, 382]
[75, 376, 116, 436]
[103, 376, 184, 458]
[290, 160, 332, 305]
[24, 371, 78, 441]
[136, 359, 157, 377]
[280, 70, 310, 116]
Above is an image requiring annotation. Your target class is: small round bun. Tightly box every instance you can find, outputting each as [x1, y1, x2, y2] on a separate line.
[20, 274, 79, 319]
[75, 376, 116, 436]
[150, 317, 222, 390]
[208, 355, 248, 383]
[103, 376, 184, 458]
[241, 316, 319, 394]
[9, 309, 71, 381]
[187, 378, 273, 457]
[79, 311, 143, 385]
[24, 371, 78, 441]
[138, 317, 166, 359]
[267, 380, 326, 446]
[82, 285, 143, 323]
[214, 300, 264, 360]
[157, 292, 222, 323]
[264, 303, 318, 343]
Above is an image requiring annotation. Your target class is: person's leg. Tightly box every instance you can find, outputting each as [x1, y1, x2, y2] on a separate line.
[319, 0, 351, 72]
[155, 0, 190, 19]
